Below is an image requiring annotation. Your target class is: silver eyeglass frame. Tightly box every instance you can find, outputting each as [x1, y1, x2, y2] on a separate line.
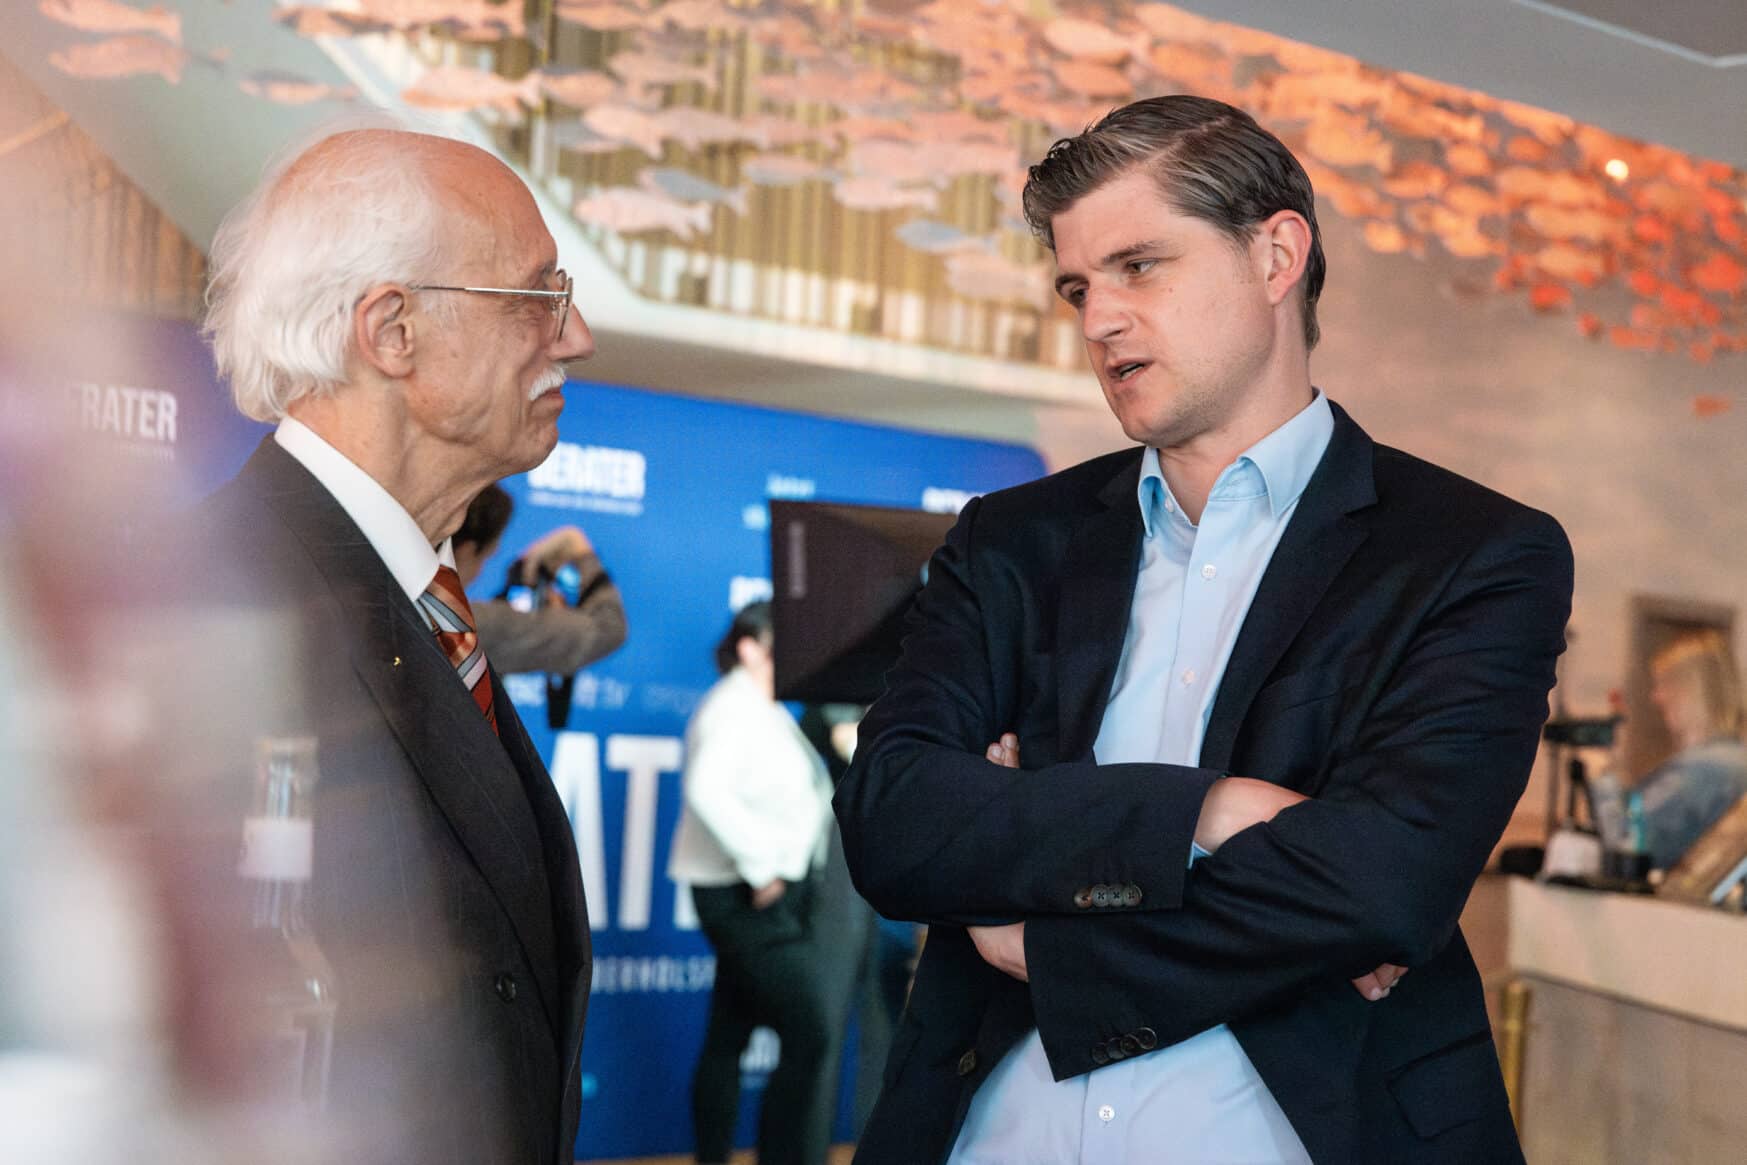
[409, 269, 573, 339]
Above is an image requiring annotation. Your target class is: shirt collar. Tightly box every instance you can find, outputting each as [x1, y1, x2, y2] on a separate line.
[274, 417, 454, 603]
[1137, 389, 1334, 537]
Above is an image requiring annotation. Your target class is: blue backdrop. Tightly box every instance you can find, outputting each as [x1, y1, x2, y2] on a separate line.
[478, 383, 1045, 1160]
[124, 317, 1047, 1160]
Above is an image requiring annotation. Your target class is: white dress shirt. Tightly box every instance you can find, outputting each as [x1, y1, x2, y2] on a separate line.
[949, 391, 1334, 1165]
[273, 417, 453, 601]
[667, 668, 834, 890]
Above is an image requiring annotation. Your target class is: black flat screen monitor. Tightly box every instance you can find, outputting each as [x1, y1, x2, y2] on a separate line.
[769, 499, 956, 705]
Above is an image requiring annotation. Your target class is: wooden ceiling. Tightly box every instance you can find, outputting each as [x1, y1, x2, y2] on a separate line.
[0, 51, 206, 320]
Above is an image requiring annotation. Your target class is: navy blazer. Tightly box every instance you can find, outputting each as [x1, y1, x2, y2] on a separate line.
[836, 403, 1571, 1165]
[195, 439, 591, 1165]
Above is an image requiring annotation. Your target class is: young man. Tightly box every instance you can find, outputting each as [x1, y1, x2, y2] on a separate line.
[836, 95, 1572, 1164]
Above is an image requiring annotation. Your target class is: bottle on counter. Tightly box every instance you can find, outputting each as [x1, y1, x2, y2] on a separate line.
[1591, 768, 1629, 852]
[238, 734, 335, 1110]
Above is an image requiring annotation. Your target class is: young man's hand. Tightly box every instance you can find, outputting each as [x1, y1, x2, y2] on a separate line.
[968, 921, 1028, 981]
[516, 525, 594, 583]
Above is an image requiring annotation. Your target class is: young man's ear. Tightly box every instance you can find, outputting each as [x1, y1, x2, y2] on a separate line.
[1258, 210, 1312, 309]
[354, 285, 417, 379]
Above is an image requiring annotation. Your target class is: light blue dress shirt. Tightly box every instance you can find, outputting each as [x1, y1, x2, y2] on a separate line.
[948, 391, 1335, 1165]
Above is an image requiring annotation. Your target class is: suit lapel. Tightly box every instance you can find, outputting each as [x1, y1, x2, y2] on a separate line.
[1199, 404, 1377, 771]
[242, 441, 564, 1030]
[1056, 453, 1146, 760]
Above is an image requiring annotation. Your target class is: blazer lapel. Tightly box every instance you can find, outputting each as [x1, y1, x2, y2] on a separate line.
[1056, 453, 1146, 760]
[1199, 404, 1377, 771]
[244, 441, 563, 1029]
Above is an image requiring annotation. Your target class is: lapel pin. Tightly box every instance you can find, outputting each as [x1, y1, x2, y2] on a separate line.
[393, 656, 401, 667]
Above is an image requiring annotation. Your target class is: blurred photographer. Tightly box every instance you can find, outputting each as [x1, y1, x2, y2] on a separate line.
[452, 484, 628, 675]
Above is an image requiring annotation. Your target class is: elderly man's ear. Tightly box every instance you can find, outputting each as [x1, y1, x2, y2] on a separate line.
[354, 285, 417, 379]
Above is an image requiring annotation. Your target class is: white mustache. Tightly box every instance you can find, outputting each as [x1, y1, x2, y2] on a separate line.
[527, 365, 567, 401]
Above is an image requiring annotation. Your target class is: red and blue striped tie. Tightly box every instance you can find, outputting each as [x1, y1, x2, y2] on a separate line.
[418, 565, 498, 736]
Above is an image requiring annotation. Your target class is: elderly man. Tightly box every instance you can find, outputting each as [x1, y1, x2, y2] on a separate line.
[197, 128, 595, 1165]
[836, 95, 1572, 1164]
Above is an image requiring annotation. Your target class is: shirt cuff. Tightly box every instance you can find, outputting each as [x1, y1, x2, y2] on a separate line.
[1187, 841, 1211, 868]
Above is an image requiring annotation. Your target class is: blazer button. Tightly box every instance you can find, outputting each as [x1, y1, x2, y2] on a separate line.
[957, 1049, 978, 1077]
[1091, 885, 1111, 908]
[494, 972, 518, 1003]
[1105, 1037, 1127, 1062]
[1136, 1027, 1158, 1050]
[1119, 1033, 1141, 1056]
[1121, 884, 1142, 907]
[1074, 887, 1094, 909]
[1090, 1042, 1111, 1066]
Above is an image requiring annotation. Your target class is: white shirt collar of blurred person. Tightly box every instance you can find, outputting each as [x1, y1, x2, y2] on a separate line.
[274, 417, 455, 603]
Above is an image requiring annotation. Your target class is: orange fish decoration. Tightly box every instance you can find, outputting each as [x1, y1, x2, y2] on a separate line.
[1628, 270, 1661, 297]
[1609, 326, 1660, 352]
[48, 34, 190, 82]
[1362, 221, 1408, 254]
[1051, 60, 1132, 100]
[1444, 143, 1493, 178]
[39, 0, 180, 42]
[1527, 283, 1571, 312]
[1689, 252, 1747, 296]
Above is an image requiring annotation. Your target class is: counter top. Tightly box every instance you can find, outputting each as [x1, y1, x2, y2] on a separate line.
[1507, 877, 1747, 1031]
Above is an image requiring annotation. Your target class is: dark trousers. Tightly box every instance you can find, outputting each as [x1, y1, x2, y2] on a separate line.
[691, 875, 833, 1165]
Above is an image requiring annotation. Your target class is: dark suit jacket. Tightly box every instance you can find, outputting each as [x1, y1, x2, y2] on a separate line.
[195, 439, 591, 1165]
[836, 402, 1571, 1165]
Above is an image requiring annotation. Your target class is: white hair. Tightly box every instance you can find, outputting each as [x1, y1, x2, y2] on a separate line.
[203, 121, 461, 422]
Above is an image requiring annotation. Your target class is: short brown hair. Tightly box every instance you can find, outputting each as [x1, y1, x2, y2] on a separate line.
[455, 483, 514, 553]
[1022, 95, 1326, 349]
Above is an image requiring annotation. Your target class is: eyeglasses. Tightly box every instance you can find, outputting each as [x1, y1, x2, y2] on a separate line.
[409, 269, 574, 340]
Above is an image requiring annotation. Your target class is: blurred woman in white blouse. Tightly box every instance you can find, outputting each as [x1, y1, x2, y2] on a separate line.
[667, 602, 836, 1165]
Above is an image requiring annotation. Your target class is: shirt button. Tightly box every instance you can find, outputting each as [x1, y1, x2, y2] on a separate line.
[1180, 668, 1196, 686]
[1098, 1104, 1116, 1122]
[1201, 563, 1217, 580]
[1164, 497, 1176, 513]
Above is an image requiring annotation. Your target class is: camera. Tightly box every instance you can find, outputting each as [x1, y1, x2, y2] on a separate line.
[1541, 716, 1620, 747]
[499, 557, 584, 611]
